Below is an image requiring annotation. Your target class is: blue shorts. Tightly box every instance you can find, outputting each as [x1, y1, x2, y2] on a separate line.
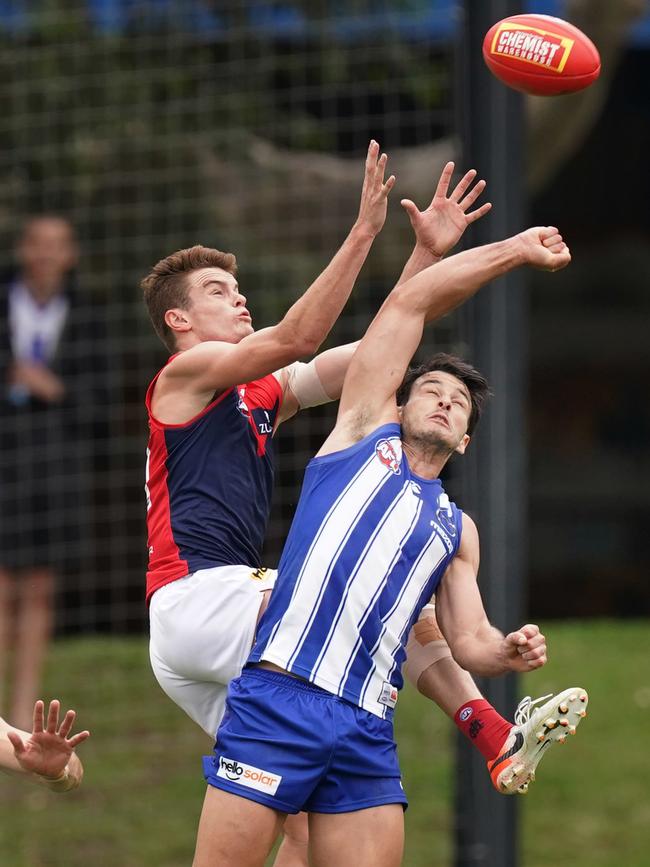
[203, 667, 408, 814]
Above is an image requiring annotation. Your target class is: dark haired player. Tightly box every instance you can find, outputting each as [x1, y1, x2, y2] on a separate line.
[195, 226, 587, 867]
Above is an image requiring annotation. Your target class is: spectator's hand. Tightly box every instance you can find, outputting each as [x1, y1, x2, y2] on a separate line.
[355, 140, 396, 237]
[6, 700, 90, 781]
[500, 624, 547, 673]
[517, 226, 571, 272]
[400, 161, 492, 258]
[10, 360, 65, 402]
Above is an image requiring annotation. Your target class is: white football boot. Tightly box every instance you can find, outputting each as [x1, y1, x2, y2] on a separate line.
[488, 687, 588, 794]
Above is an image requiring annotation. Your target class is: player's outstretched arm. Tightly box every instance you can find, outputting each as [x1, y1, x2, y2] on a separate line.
[162, 141, 395, 398]
[396, 161, 492, 286]
[0, 700, 89, 792]
[274, 162, 491, 423]
[273, 341, 361, 425]
[435, 517, 547, 677]
[318, 226, 570, 454]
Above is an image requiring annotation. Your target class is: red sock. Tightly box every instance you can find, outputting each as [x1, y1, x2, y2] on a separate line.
[454, 699, 513, 762]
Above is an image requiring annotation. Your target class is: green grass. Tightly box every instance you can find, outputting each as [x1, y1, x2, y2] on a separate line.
[0, 621, 648, 866]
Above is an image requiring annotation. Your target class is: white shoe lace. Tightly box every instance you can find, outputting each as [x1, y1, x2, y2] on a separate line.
[514, 693, 553, 727]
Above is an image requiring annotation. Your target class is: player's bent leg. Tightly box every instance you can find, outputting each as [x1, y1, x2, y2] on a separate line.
[412, 651, 483, 718]
[274, 812, 309, 867]
[193, 785, 286, 867]
[308, 805, 404, 867]
[404, 603, 483, 716]
[405, 603, 542, 795]
[149, 646, 227, 737]
[149, 565, 277, 736]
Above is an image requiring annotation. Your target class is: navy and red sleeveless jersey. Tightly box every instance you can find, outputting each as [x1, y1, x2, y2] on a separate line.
[144, 365, 283, 602]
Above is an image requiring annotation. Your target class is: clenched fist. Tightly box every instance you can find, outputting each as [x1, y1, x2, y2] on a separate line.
[500, 623, 547, 672]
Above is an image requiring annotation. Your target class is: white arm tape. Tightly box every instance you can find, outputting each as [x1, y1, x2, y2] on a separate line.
[403, 603, 452, 689]
[37, 764, 77, 793]
[285, 360, 332, 409]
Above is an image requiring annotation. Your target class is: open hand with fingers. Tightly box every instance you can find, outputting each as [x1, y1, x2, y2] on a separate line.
[517, 226, 571, 271]
[6, 699, 90, 780]
[355, 139, 396, 238]
[401, 161, 492, 258]
[500, 624, 547, 673]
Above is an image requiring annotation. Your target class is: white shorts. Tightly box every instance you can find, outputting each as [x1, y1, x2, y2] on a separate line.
[149, 564, 276, 737]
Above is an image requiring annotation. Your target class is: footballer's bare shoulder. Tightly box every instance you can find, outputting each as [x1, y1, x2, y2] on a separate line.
[151, 342, 237, 426]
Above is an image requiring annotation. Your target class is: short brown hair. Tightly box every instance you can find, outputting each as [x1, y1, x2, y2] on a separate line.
[397, 353, 490, 435]
[141, 245, 237, 351]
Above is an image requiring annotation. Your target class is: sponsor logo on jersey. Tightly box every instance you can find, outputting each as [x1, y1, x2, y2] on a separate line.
[378, 681, 399, 708]
[217, 757, 282, 795]
[252, 408, 274, 435]
[491, 23, 573, 72]
[459, 706, 473, 722]
[250, 566, 270, 581]
[375, 438, 401, 475]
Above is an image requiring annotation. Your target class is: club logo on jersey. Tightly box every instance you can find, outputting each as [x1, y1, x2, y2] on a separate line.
[217, 757, 282, 795]
[375, 438, 401, 475]
[237, 387, 250, 417]
[379, 681, 399, 709]
[237, 383, 280, 456]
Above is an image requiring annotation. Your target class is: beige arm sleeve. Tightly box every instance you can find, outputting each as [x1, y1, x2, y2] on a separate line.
[284, 360, 332, 408]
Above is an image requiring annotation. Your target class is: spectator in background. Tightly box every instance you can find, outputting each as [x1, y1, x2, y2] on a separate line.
[0, 216, 107, 729]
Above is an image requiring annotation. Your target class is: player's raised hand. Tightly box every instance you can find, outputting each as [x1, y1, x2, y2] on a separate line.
[501, 624, 547, 673]
[517, 226, 571, 272]
[400, 161, 492, 258]
[355, 140, 396, 237]
[6, 699, 90, 780]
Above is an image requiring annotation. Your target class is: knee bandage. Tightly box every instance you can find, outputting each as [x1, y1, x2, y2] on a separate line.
[403, 603, 452, 689]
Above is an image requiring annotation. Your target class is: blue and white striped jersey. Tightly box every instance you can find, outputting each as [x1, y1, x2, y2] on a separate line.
[249, 423, 463, 718]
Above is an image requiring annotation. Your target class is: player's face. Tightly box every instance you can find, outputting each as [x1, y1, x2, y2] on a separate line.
[400, 371, 472, 455]
[184, 267, 253, 344]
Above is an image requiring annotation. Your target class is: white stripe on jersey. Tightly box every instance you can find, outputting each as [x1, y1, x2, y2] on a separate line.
[311, 484, 422, 687]
[264, 450, 393, 666]
[359, 532, 448, 716]
[254, 427, 462, 719]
